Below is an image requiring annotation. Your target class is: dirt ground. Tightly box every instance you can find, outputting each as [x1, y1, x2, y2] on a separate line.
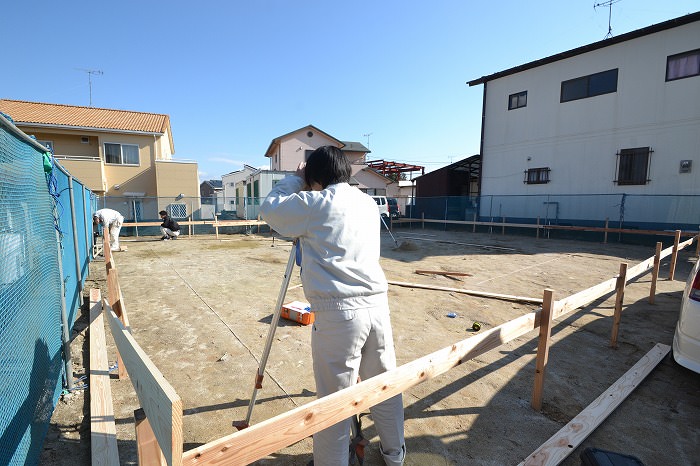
[40, 227, 700, 465]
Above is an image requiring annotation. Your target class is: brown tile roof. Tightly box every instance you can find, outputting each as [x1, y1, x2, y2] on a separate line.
[0, 99, 170, 134]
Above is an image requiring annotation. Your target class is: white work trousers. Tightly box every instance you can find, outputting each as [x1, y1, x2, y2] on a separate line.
[311, 304, 405, 466]
[108, 220, 122, 251]
[160, 227, 180, 238]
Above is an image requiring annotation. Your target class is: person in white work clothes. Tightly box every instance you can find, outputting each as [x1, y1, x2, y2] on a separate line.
[93, 208, 124, 252]
[260, 146, 406, 466]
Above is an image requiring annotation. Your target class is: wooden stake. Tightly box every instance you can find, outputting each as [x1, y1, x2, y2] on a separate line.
[536, 216, 540, 239]
[473, 212, 477, 233]
[135, 408, 167, 466]
[214, 214, 219, 240]
[502, 216, 505, 235]
[532, 289, 554, 411]
[610, 262, 628, 348]
[669, 230, 681, 280]
[421, 212, 425, 229]
[103, 228, 128, 379]
[649, 242, 662, 304]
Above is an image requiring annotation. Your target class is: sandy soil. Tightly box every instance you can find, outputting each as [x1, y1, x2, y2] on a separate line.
[40, 227, 700, 465]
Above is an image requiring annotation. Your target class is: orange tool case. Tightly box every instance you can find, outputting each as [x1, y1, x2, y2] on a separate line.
[281, 301, 314, 325]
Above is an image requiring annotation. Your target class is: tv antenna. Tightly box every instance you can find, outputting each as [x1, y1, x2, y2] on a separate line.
[363, 132, 373, 149]
[594, 0, 621, 39]
[77, 68, 103, 106]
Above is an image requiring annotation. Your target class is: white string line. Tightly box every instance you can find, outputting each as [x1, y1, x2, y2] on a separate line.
[146, 246, 297, 405]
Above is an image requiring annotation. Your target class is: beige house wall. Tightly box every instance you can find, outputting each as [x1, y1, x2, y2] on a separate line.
[155, 160, 200, 214]
[56, 159, 106, 192]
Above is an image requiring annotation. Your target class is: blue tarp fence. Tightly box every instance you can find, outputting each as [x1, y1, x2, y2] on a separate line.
[0, 114, 94, 466]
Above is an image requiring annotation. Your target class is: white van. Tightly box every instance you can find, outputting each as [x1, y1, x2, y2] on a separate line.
[371, 195, 389, 218]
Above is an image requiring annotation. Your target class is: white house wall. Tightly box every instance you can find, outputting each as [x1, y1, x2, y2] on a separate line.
[479, 20, 700, 222]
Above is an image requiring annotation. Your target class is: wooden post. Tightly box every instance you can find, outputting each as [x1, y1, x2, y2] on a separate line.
[532, 289, 554, 411]
[669, 230, 681, 280]
[103, 228, 128, 379]
[610, 262, 628, 348]
[472, 212, 477, 233]
[135, 408, 168, 466]
[649, 242, 662, 304]
[502, 216, 505, 235]
[536, 216, 540, 239]
[214, 215, 219, 240]
[421, 212, 425, 229]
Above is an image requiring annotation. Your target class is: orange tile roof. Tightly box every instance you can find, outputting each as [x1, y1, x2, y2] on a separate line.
[0, 99, 170, 134]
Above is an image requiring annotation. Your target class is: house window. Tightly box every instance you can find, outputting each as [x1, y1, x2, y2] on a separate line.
[524, 167, 550, 184]
[615, 147, 652, 185]
[561, 69, 618, 102]
[666, 49, 700, 81]
[38, 140, 54, 153]
[168, 203, 187, 218]
[508, 91, 527, 110]
[104, 142, 139, 165]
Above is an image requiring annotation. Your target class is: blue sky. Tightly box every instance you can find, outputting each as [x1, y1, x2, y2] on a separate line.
[2, 1, 698, 180]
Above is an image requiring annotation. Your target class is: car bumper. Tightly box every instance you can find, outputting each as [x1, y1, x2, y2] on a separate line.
[673, 323, 700, 374]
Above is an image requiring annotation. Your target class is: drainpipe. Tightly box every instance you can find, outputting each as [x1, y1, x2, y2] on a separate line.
[477, 82, 487, 220]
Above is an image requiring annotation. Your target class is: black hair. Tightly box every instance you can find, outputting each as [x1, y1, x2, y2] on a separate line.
[159, 210, 167, 216]
[304, 146, 351, 189]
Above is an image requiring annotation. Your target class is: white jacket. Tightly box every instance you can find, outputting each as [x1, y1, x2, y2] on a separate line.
[94, 208, 124, 227]
[260, 176, 388, 312]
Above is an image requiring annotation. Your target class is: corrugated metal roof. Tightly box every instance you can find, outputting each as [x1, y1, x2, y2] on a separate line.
[0, 99, 170, 133]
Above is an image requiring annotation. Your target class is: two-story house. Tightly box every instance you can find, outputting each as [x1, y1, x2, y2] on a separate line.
[467, 12, 700, 228]
[235, 125, 393, 219]
[0, 99, 200, 221]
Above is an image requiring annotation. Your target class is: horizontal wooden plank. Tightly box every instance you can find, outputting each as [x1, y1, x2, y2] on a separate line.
[552, 277, 617, 320]
[182, 312, 540, 465]
[414, 270, 472, 277]
[519, 343, 671, 466]
[89, 289, 120, 466]
[104, 301, 183, 466]
[388, 280, 542, 304]
[391, 218, 697, 237]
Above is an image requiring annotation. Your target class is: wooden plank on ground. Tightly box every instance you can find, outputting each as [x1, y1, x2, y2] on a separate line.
[388, 280, 542, 304]
[104, 301, 183, 466]
[414, 270, 472, 277]
[89, 289, 119, 466]
[519, 343, 670, 466]
[182, 311, 540, 465]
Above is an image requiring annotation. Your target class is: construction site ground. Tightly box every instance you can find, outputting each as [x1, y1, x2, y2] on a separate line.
[41, 227, 700, 465]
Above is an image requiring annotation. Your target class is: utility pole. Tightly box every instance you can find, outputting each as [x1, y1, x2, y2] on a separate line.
[77, 69, 103, 106]
[363, 132, 373, 149]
